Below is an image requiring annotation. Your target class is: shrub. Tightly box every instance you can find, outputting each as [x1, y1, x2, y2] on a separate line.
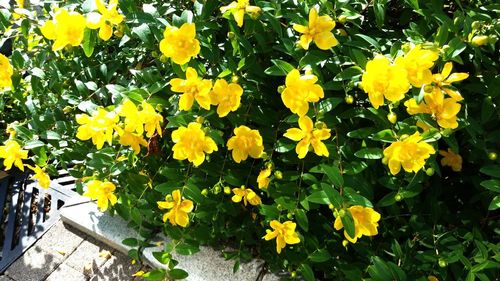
[1, 0, 499, 280]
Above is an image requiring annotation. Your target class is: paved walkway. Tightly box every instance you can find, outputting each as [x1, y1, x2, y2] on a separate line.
[1, 220, 149, 281]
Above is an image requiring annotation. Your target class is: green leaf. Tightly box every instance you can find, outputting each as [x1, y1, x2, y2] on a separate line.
[480, 166, 500, 178]
[169, 268, 189, 280]
[83, 28, 96, 57]
[333, 66, 362, 81]
[373, 0, 387, 27]
[488, 196, 500, 210]
[176, 243, 200, 256]
[320, 164, 344, 187]
[354, 148, 383, 159]
[306, 191, 330, 205]
[340, 211, 355, 241]
[264, 59, 295, 76]
[153, 251, 171, 264]
[295, 209, 309, 232]
[142, 269, 167, 280]
[481, 180, 500, 193]
[308, 249, 331, 263]
[299, 264, 316, 281]
[122, 238, 138, 247]
[321, 183, 343, 209]
[371, 129, 397, 142]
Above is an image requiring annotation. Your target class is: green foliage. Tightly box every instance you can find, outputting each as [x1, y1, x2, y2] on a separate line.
[1, 0, 499, 280]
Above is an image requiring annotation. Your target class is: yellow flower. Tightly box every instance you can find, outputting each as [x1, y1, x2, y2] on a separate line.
[284, 116, 330, 159]
[86, 0, 124, 41]
[40, 9, 86, 51]
[361, 54, 410, 109]
[281, 69, 324, 116]
[209, 79, 243, 117]
[293, 8, 339, 50]
[439, 148, 462, 172]
[119, 132, 148, 154]
[157, 189, 194, 227]
[262, 220, 300, 254]
[431, 62, 469, 101]
[227, 126, 264, 163]
[159, 23, 200, 65]
[0, 54, 13, 88]
[76, 108, 119, 149]
[118, 100, 163, 137]
[140, 101, 163, 137]
[471, 35, 489, 46]
[171, 122, 218, 167]
[170, 67, 212, 111]
[83, 180, 118, 211]
[26, 164, 51, 189]
[394, 45, 439, 87]
[231, 186, 261, 206]
[131, 271, 145, 277]
[334, 206, 381, 243]
[383, 132, 436, 175]
[15, 0, 24, 8]
[118, 99, 143, 135]
[257, 167, 271, 189]
[220, 0, 261, 28]
[0, 140, 28, 171]
[404, 89, 461, 129]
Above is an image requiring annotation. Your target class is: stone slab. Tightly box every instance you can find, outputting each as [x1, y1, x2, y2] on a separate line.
[0, 275, 14, 281]
[45, 264, 88, 281]
[63, 237, 114, 277]
[61, 195, 280, 281]
[4, 245, 64, 281]
[37, 220, 86, 258]
[89, 251, 143, 281]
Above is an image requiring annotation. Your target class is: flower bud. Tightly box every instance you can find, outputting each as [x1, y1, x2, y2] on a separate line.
[345, 95, 354, 104]
[277, 204, 284, 211]
[274, 171, 283, 180]
[337, 28, 348, 37]
[400, 134, 409, 140]
[328, 204, 334, 210]
[342, 239, 349, 248]
[224, 186, 231, 194]
[231, 75, 239, 83]
[471, 21, 481, 30]
[401, 43, 412, 53]
[159, 55, 168, 63]
[471, 35, 489, 46]
[286, 213, 293, 219]
[201, 189, 209, 196]
[338, 15, 347, 24]
[227, 31, 235, 39]
[395, 194, 403, 202]
[426, 167, 434, 176]
[277, 85, 285, 93]
[315, 121, 327, 129]
[214, 185, 221, 194]
[63, 106, 73, 113]
[196, 116, 204, 123]
[338, 209, 346, 217]
[438, 258, 448, 268]
[387, 112, 397, 124]
[488, 152, 497, 161]
[290, 271, 297, 278]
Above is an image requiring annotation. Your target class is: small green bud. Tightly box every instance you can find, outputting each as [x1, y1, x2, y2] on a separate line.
[286, 213, 293, 219]
[227, 31, 236, 39]
[231, 75, 239, 83]
[387, 112, 397, 124]
[338, 15, 347, 24]
[471, 21, 481, 30]
[274, 171, 283, 180]
[63, 106, 72, 113]
[345, 95, 354, 104]
[277, 85, 285, 94]
[488, 152, 497, 161]
[196, 116, 204, 124]
[224, 186, 231, 194]
[401, 43, 412, 53]
[201, 189, 209, 196]
[338, 209, 346, 217]
[438, 258, 448, 268]
[395, 194, 403, 202]
[328, 204, 334, 210]
[290, 271, 297, 278]
[426, 167, 435, 176]
[214, 185, 222, 194]
[382, 157, 388, 165]
[277, 204, 284, 211]
[159, 55, 168, 63]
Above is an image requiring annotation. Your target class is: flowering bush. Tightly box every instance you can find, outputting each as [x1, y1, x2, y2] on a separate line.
[1, 0, 499, 280]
